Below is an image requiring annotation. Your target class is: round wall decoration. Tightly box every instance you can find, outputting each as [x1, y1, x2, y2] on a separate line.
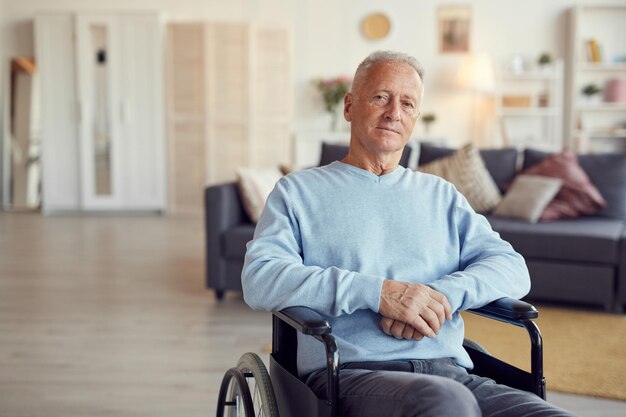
[362, 13, 391, 40]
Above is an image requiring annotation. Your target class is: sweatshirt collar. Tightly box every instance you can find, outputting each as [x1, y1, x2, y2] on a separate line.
[331, 160, 404, 183]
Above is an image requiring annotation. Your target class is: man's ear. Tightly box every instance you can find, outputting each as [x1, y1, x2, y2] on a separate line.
[344, 92, 353, 122]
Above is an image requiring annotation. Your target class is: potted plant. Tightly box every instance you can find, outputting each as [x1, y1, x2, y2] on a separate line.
[421, 113, 436, 135]
[537, 52, 552, 67]
[581, 83, 602, 103]
[313, 76, 352, 131]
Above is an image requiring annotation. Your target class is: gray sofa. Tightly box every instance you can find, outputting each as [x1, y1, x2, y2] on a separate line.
[205, 142, 626, 312]
[204, 143, 411, 299]
[418, 144, 626, 312]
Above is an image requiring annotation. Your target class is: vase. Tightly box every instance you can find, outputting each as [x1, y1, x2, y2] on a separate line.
[329, 110, 339, 132]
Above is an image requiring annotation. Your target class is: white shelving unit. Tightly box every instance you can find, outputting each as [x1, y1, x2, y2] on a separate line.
[567, 4, 626, 153]
[496, 60, 564, 152]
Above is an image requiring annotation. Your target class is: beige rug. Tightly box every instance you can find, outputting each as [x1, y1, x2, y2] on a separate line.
[462, 306, 626, 400]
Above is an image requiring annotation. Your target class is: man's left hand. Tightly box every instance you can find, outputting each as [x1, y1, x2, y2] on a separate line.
[380, 317, 426, 341]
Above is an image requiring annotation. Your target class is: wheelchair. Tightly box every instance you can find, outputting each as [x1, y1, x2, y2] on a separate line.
[216, 297, 545, 417]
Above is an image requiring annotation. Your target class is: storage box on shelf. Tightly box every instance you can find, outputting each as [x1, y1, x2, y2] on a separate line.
[496, 59, 564, 152]
[567, 4, 626, 153]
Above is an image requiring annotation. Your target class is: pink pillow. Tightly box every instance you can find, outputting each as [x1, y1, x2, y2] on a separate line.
[523, 151, 606, 221]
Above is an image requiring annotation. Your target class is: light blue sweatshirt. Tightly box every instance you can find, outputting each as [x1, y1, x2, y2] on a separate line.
[242, 161, 530, 377]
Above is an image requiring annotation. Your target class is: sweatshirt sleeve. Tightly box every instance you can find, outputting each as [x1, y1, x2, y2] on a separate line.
[426, 189, 531, 312]
[241, 178, 385, 316]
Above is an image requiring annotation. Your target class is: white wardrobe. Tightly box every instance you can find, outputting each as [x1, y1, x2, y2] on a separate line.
[35, 12, 166, 213]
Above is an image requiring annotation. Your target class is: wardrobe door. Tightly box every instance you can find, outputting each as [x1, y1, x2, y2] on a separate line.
[206, 22, 250, 184]
[249, 24, 292, 169]
[166, 23, 207, 214]
[75, 13, 123, 209]
[35, 14, 80, 212]
[118, 13, 165, 210]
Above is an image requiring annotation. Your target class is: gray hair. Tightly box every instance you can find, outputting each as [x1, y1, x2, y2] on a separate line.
[352, 50, 425, 98]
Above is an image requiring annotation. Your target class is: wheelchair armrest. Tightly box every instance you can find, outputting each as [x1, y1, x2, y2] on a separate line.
[273, 307, 339, 409]
[468, 297, 538, 327]
[273, 306, 332, 336]
[467, 297, 545, 398]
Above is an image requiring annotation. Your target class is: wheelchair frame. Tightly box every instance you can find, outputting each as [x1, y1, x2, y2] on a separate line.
[217, 297, 545, 417]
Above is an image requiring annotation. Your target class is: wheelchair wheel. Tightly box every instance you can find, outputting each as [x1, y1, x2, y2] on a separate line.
[216, 352, 278, 417]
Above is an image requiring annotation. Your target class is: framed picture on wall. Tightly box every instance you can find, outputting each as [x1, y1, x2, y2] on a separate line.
[438, 5, 471, 53]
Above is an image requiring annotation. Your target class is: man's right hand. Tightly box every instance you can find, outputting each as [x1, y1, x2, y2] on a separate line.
[379, 280, 452, 338]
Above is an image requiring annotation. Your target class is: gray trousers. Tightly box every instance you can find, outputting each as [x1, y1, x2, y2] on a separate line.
[305, 358, 577, 417]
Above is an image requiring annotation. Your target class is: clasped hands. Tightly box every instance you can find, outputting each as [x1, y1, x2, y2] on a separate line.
[379, 280, 452, 341]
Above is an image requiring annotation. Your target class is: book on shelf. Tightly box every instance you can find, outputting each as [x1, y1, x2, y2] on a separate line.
[584, 39, 603, 63]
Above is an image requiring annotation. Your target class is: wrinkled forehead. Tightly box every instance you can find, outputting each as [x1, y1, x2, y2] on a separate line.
[353, 61, 423, 97]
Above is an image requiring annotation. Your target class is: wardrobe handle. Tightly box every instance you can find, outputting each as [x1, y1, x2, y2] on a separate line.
[120, 101, 130, 124]
[76, 101, 83, 124]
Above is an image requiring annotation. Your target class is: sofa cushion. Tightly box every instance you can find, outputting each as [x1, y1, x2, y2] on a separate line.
[223, 225, 256, 259]
[319, 142, 412, 167]
[523, 149, 626, 221]
[522, 151, 606, 221]
[418, 144, 502, 213]
[619, 227, 626, 306]
[418, 143, 518, 192]
[487, 216, 624, 264]
[236, 167, 284, 224]
[492, 175, 562, 223]
[524, 260, 615, 309]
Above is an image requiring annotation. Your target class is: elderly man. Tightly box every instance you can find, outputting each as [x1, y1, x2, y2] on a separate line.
[242, 51, 574, 417]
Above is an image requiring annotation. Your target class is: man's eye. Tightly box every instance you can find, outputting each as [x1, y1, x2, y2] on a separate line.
[402, 102, 415, 109]
[373, 95, 388, 102]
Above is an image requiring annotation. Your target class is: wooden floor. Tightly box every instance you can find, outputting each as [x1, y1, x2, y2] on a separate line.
[0, 212, 624, 417]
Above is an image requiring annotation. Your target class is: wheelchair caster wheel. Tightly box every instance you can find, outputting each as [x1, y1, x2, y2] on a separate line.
[216, 352, 279, 417]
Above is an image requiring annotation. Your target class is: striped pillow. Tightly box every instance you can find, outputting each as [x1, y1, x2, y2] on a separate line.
[418, 144, 502, 213]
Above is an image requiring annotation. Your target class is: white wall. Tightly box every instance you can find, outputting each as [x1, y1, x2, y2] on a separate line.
[2, 0, 624, 153]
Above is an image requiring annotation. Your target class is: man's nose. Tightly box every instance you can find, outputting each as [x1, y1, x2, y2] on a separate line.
[383, 98, 401, 121]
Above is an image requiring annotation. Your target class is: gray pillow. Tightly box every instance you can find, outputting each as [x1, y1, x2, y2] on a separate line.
[319, 142, 412, 167]
[523, 149, 626, 221]
[418, 143, 518, 193]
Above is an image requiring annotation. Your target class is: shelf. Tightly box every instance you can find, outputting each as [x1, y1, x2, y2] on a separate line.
[500, 108, 560, 117]
[567, 4, 626, 153]
[578, 63, 626, 72]
[576, 103, 626, 112]
[590, 134, 626, 140]
[583, 129, 626, 140]
[497, 59, 563, 149]
[501, 71, 559, 80]
[580, 4, 626, 11]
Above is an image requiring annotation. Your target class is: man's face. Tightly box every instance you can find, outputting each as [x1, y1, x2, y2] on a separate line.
[344, 61, 422, 155]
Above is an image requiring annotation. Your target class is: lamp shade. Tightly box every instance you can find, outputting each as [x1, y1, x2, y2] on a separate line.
[457, 53, 496, 93]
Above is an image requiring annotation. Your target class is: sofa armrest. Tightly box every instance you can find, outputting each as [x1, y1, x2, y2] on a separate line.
[205, 182, 249, 231]
[204, 182, 250, 290]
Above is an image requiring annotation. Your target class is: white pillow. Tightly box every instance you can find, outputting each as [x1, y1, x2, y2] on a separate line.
[236, 167, 284, 223]
[493, 175, 562, 223]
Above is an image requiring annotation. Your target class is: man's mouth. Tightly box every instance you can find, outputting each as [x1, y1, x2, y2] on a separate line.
[377, 126, 400, 134]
